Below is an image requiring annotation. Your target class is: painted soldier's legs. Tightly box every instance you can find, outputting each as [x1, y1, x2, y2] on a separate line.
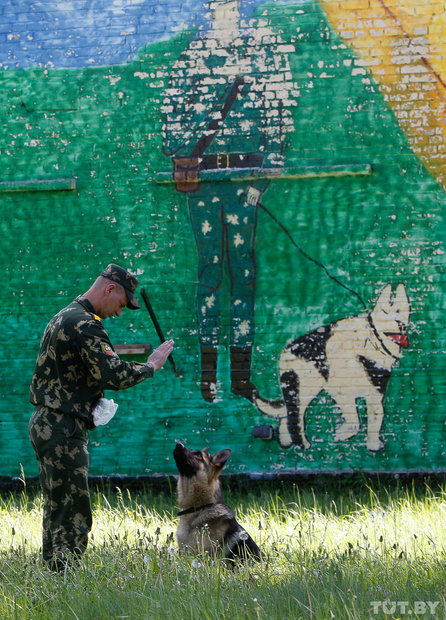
[226, 188, 258, 400]
[189, 192, 224, 401]
[189, 194, 225, 348]
[226, 187, 257, 347]
[189, 183, 258, 401]
[29, 406, 92, 570]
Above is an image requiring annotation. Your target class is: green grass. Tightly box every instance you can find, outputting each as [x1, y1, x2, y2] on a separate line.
[1, 477, 446, 619]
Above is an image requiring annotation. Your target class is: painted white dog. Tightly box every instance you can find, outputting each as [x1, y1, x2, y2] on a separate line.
[254, 284, 410, 451]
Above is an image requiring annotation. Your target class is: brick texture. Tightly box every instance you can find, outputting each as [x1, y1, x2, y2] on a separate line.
[0, 0, 445, 477]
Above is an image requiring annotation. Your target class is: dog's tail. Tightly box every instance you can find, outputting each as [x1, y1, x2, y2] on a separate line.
[253, 390, 286, 419]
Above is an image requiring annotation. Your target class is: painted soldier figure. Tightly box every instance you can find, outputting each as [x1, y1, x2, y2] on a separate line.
[29, 264, 174, 570]
[162, 0, 296, 402]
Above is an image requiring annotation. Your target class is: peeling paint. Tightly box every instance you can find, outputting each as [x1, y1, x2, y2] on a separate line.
[1, 0, 445, 477]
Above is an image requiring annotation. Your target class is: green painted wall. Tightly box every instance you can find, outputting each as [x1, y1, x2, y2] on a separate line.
[1, 1, 445, 477]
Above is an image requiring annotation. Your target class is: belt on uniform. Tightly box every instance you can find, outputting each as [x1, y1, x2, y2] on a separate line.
[172, 153, 264, 193]
[199, 153, 264, 170]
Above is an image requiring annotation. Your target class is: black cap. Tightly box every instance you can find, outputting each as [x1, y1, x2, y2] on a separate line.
[101, 264, 141, 310]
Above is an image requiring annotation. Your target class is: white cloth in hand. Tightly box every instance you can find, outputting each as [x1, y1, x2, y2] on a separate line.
[92, 398, 118, 426]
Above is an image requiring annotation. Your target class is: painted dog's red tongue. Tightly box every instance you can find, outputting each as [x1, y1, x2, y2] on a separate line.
[386, 333, 409, 348]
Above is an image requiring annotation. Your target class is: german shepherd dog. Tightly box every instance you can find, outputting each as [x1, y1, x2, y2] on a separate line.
[254, 283, 410, 451]
[173, 442, 261, 562]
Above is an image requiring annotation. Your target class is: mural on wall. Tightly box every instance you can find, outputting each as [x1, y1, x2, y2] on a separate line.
[320, 0, 446, 191]
[254, 284, 410, 452]
[1, 0, 445, 476]
[161, 0, 415, 453]
[162, 0, 297, 404]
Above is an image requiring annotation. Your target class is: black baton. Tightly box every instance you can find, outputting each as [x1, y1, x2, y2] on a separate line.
[140, 288, 179, 377]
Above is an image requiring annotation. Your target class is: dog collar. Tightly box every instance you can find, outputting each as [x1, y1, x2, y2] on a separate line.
[367, 315, 398, 359]
[177, 503, 219, 516]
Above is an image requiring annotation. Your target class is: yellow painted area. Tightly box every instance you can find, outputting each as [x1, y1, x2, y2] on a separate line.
[320, 0, 446, 189]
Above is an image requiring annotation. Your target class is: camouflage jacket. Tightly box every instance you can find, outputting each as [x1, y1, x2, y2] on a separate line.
[30, 296, 154, 429]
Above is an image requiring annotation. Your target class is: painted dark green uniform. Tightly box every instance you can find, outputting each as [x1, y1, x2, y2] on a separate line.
[162, 13, 297, 401]
[29, 296, 153, 567]
[163, 36, 286, 349]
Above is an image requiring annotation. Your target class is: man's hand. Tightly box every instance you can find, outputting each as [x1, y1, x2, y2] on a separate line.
[246, 186, 262, 206]
[147, 339, 175, 372]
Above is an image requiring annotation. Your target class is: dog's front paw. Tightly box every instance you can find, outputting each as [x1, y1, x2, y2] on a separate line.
[277, 418, 293, 449]
[366, 436, 384, 451]
[278, 418, 310, 450]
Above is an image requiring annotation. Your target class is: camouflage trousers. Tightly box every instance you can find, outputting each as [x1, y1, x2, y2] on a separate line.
[28, 405, 92, 568]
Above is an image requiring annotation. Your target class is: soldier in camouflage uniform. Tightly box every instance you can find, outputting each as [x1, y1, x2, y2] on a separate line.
[29, 264, 174, 570]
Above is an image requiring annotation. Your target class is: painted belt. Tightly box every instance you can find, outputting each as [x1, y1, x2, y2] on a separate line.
[199, 153, 264, 170]
[172, 153, 264, 193]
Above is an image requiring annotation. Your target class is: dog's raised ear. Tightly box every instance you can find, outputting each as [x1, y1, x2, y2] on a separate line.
[394, 283, 410, 324]
[375, 283, 392, 309]
[211, 449, 232, 469]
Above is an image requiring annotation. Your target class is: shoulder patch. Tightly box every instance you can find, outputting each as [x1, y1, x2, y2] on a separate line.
[101, 342, 115, 356]
[94, 314, 102, 322]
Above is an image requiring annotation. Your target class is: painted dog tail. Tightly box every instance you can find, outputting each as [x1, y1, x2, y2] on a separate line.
[253, 390, 286, 419]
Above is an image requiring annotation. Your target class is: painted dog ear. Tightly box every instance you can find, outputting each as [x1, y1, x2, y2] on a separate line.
[212, 449, 232, 469]
[394, 283, 410, 324]
[375, 283, 392, 308]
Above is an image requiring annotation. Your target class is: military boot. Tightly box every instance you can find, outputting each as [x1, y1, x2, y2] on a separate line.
[230, 346, 256, 402]
[200, 346, 218, 402]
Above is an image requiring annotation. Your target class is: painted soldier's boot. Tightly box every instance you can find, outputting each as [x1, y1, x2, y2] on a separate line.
[200, 346, 218, 402]
[230, 346, 257, 402]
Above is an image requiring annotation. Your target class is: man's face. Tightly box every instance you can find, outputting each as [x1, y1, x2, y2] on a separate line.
[212, 0, 239, 27]
[100, 283, 127, 319]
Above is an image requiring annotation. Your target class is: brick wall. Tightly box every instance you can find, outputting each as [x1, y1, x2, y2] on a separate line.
[1, 0, 445, 477]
